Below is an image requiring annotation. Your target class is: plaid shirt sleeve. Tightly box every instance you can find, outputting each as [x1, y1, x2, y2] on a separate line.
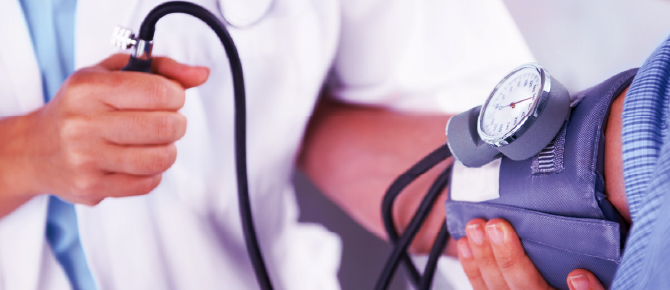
[611, 34, 670, 289]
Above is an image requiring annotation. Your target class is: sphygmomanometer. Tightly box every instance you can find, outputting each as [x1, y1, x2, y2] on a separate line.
[111, 2, 631, 289]
[445, 64, 634, 289]
[379, 64, 634, 289]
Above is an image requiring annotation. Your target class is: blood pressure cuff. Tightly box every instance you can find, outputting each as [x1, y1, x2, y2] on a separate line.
[445, 68, 638, 289]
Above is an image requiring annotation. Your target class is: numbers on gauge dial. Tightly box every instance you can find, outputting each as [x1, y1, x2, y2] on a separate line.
[481, 68, 541, 138]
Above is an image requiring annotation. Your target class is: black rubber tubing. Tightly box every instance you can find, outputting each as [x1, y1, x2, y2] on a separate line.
[128, 3, 454, 290]
[419, 220, 451, 290]
[379, 143, 452, 287]
[376, 149, 452, 290]
[124, 2, 273, 289]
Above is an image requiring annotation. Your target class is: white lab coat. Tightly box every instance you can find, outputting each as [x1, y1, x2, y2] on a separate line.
[0, 0, 534, 289]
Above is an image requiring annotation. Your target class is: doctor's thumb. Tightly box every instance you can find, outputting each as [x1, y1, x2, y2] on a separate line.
[151, 57, 210, 89]
[567, 269, 605, 290]
[96, 54, 210, 89]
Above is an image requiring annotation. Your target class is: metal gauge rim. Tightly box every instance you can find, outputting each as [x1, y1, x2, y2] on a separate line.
[477, 63, 552, 147]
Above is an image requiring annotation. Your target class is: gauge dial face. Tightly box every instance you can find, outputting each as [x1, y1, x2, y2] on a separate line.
[480, 67, 542, 141]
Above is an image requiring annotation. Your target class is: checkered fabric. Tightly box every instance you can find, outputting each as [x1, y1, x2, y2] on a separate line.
[612, 34, 670, 289]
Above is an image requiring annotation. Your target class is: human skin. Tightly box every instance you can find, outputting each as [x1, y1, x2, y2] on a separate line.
[299, 97, 458, 255]
[456, 88, 630, 290]
[0, 54, 209, 217]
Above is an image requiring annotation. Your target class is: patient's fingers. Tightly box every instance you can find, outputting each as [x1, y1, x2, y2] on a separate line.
[466, 219, 510, 290]
[567, 269, 605, 290]
[485, 219, 552, 290]
[458, 237, 489, 290]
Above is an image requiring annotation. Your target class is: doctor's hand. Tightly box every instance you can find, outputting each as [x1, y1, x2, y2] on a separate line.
[458, 219, 604, 290]
[0, 54, 209, 209]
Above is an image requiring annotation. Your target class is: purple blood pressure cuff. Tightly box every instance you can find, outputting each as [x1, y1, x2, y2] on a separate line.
[446, 68, 637, 289]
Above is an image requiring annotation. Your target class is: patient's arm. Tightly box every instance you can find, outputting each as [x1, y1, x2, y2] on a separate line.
[457, 87, 630, 289]
[604, 87, 630, 223]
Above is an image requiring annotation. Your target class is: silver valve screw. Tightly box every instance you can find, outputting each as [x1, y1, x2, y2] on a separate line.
[111, 26, 153, 60]
[111, 26, 138, 49]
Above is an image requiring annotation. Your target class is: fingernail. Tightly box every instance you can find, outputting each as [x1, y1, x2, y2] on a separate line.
[466, 224, 484, 245]
[569, 274, 589, 290]
[458, 241, 472, 258]
[486, 224, 504, 245]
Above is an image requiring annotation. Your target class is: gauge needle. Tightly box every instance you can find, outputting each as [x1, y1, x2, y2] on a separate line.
[509, 96, 533, 108]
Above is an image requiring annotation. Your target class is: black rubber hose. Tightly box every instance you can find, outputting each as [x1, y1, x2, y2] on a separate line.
[380, 144, 452, 286]
[418, 221, 450, 290]
[127, 2, 273, 289]
[376, 161, 452, 290]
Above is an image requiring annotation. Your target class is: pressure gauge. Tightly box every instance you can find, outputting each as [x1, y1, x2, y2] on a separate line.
[479, 64, 544, 146]
[446, 63, 570, 167]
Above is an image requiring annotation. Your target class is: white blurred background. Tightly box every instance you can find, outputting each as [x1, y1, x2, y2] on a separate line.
[294, 1, 670, 289]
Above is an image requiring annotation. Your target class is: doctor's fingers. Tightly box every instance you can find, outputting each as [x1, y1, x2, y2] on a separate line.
[465, 219, 510, 290]
[97, 143, 178, 175]
[485, 219, 553, 290]
[65, 174, 162, 206]
[62, 68, 185, 112]
[457, 238, 489, 290]
[98, 111, 187, 145]
[96, 53, 134, 70]
[97, 54, 209, 89]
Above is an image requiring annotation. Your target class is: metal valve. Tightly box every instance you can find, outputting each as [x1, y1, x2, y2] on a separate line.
[111, 26, 137, 49]
[111, 26, 153, 60]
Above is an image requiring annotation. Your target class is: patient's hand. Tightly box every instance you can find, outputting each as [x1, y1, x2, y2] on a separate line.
[457, 218, 605, 290]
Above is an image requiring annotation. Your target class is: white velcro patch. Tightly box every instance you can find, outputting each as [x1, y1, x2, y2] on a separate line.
[450, 158, 501, 202]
